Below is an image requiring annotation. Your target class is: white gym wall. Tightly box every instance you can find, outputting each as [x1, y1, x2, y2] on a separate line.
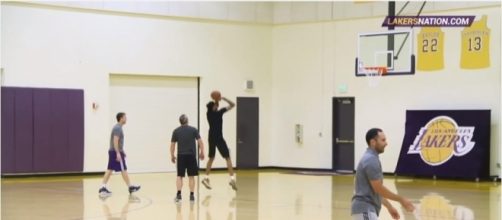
[271, 5, 501, 176]
[109, 74, 198, 173]
[1, 2, 273, 172]
[1, 2, 500, 177]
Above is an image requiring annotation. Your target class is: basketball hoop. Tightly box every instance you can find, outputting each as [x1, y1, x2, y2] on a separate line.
[358, 61, 387, 87]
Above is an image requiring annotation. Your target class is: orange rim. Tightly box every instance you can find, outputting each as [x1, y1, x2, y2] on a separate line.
[364, 67, 388, 75]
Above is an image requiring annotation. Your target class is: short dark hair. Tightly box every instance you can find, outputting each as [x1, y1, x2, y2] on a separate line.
[206, 101, 215, 109]
[365, 128, 383, 146]
[179, 114, 188, 125]
[116, 112, 126, 122]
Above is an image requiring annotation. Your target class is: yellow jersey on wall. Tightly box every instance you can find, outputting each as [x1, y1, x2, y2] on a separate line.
[417, 27, 444, 71]
[460, 15, 490, 69]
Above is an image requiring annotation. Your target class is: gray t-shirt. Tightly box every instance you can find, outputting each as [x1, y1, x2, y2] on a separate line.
[351, 148, 383, 216]
[109, 124, 124, 152]
[171, 125, 201, 155]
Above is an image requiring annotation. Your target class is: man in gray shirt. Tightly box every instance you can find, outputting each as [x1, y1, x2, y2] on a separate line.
[99, 112, 141, 196]
[171, 114, 205, 203]
[351, 128, 415, 220]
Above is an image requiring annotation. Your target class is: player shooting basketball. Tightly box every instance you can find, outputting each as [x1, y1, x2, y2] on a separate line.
[201, 91, 237, 191]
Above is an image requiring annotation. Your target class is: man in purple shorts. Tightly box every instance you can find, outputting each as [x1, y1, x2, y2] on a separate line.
[99, 112, 140, 196]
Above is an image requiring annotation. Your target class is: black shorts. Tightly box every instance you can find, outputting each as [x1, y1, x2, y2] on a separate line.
[208, 136, 230, 158]
[177, 154, 198, 177]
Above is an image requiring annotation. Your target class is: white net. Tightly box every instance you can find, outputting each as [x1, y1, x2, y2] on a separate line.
[358, 61, 386, 87]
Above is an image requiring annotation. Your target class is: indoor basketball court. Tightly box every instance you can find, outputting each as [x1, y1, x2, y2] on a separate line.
[1, 1, 501, 220]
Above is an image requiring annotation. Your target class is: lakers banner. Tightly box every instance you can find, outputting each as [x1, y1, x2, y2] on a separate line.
[395, 110, 490, 179]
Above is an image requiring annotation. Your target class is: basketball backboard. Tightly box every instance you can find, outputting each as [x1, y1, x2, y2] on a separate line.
[356, 30, 415, 76]
[355, 1, 427, 77]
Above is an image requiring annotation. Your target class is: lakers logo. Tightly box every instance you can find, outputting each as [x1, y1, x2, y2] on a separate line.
[408, 116, 475, 166]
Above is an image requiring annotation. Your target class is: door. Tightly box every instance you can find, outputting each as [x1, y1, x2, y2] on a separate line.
[333, 97, 355, 173]
[236, 97, 259, 169]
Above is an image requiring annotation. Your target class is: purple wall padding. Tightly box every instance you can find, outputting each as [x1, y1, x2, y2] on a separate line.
[33, 89, 52, 172]
[1, 87, 84, 174]
[1, 88, 16, 173]
[50, 90, 70, 172]
[14, 88, 34, 173]
[68, 90, 84, 172]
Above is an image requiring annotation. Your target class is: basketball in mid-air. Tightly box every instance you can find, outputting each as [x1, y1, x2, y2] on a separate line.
[210, 90, 221, 101]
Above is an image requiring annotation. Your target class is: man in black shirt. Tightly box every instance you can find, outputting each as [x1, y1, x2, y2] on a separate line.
[171, 114, 205, 202]
[202, 95, 237, 191]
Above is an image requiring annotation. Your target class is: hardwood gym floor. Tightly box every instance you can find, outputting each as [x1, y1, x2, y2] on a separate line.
[1, 170, 500, 220]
